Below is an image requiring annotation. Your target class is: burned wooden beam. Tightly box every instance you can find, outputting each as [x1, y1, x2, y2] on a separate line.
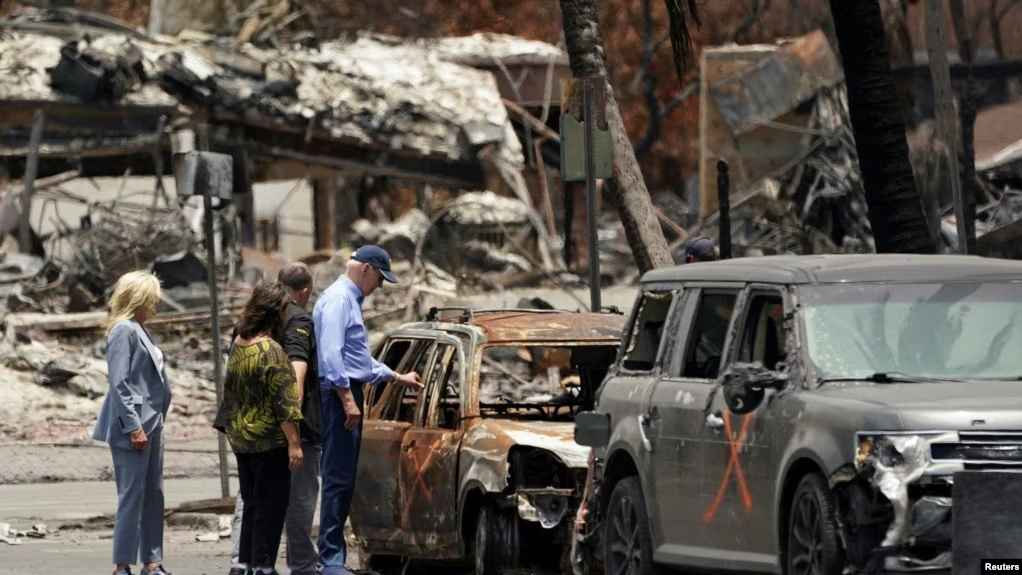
[5, 305, 245, 334]
[212, 121, 486, 189]
[19, 110, 46, 254]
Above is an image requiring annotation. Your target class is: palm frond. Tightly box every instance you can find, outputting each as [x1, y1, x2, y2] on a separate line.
[664, 0, 701, 83]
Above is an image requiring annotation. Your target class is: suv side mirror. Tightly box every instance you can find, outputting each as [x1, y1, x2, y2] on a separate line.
[721, 362, 787, 415]
[575, 411, 610, 447]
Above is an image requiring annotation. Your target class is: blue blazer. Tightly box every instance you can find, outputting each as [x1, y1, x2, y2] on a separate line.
[92, 319, 171, 449]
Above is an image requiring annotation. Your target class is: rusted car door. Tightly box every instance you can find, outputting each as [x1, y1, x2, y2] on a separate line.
[398, 334, 467, 558]
[351, 335, 436, 553]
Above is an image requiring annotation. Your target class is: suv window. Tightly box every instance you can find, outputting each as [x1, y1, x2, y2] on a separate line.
[737, 293, 786, 370]
[621, 291, 675, 371]
[681, 291, 738, 379]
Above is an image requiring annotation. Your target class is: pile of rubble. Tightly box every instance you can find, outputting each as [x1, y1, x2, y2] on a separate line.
[0, 178, 205, 314]
[0, 6, 524, 172]
[697, 30, 875, 257]
[0, 315, 223, 442]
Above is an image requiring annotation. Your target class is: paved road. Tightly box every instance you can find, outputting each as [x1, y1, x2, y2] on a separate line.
[0, 477, 238, 574]
[0, 529, 234, 575]
[0, 477, 238, 523]
[0, 477, 365, 575]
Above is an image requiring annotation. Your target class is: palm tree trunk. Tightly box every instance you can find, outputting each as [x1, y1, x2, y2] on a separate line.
[828, 0, 936, 253]
[559, 0, 674, 273]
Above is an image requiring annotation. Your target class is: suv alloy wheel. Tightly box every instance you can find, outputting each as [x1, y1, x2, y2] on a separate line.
[603, 477, 658, 575]
[786, 474, 845, 575]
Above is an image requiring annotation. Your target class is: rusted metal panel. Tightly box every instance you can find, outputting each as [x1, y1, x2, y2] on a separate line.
[468, 311, 625, 344]
[350, 421, 409, 546]
[459, 419, 592, 498]
[398, 428, 462, 558]
[708, 30, 843, 136]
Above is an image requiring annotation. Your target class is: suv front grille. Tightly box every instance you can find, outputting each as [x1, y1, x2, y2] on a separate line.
[931, 431, 1022, 468]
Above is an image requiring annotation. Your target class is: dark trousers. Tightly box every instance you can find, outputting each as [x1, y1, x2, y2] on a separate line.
[318, 382, 364, 574]
[236, 446, 291, 569]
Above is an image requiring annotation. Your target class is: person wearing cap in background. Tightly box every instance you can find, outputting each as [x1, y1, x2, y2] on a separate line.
[313, 245, 422, 575]
[675, 236, 718, 264]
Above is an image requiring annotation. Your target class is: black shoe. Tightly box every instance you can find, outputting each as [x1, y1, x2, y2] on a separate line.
[227, 569, 247, 575]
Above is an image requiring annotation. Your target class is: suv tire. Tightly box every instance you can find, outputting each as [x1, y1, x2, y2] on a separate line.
[603, 476, 658, 575]
[786, 473, 845, 575]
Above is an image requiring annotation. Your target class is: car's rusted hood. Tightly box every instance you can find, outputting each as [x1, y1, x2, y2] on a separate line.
[464, 418, 589, 469]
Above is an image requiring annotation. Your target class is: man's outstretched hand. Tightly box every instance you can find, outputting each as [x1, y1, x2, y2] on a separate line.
[394, 371, 422, 389]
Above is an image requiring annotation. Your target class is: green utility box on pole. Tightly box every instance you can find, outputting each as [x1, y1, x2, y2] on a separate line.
[560, 77, 613, 312]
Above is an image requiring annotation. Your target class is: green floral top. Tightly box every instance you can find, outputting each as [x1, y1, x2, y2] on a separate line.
[215, 338, 302, 454]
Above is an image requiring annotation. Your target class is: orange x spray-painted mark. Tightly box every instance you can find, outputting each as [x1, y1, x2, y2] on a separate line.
[399, 435, 447, 527]
[702, 411, 754, 524]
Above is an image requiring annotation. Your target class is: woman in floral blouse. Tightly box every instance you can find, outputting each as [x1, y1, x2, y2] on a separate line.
[215, 281, 303, 575]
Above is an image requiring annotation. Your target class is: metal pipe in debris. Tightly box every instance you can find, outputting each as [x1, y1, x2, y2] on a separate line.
[583, 77, 602, 312]
[717, 159, 732, 260]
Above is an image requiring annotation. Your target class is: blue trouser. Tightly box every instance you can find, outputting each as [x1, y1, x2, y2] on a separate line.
[111, 426, 164, 566]
[318, 382, 364, 575]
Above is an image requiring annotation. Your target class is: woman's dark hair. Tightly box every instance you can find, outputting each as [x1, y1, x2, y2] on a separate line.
[236, 281, 287, 339]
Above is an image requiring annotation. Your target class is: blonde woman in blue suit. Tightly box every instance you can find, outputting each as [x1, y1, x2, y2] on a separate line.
[92, 270, 172, 575]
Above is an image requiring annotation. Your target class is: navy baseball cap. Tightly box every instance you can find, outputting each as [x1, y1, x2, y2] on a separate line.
[684, 237, 717, 262]
[351, 245, 398, 283]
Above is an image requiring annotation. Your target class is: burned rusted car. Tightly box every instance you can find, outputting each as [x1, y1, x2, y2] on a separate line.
[351, 308, 625, 574]
[575, 255, 1022, 575]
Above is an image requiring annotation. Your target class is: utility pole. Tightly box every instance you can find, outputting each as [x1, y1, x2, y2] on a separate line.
[925, 0, 968, 253]
[173, 130, 232, 499]
[203, 181, 230, 499]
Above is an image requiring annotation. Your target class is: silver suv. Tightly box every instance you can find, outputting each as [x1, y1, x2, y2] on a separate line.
[575, 255, 1022, 575]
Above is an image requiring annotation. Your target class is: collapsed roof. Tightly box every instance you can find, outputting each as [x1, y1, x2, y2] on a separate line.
[0, 8, 558, 186]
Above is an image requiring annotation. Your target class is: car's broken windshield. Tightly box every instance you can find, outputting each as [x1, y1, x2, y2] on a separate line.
[801, 282, 1022, 383]
[479, 344, 616, 421]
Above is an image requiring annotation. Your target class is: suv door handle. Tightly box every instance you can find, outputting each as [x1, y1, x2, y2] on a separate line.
[705, 411, 725, 430]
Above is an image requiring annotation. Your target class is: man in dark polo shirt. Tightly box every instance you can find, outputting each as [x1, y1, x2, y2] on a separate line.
[276, 262, 321, 575]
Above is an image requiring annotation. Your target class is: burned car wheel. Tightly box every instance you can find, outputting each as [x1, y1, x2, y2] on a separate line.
[473, 504, 500, 575]
[603, 477, 657, 575]
[786, 474, 844, 575]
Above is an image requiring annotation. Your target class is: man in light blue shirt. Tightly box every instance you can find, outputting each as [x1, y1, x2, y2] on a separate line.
[314, 245, 421, 575]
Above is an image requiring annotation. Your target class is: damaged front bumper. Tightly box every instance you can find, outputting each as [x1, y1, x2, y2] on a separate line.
[833, 430, 1022, 573]
[516, 487, 575, 529]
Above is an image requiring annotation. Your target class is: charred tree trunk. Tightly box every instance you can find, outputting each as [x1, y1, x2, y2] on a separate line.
[950, 0, 979, 253]
[559, 0, 673, 273]
[829, 0, 936, 253]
